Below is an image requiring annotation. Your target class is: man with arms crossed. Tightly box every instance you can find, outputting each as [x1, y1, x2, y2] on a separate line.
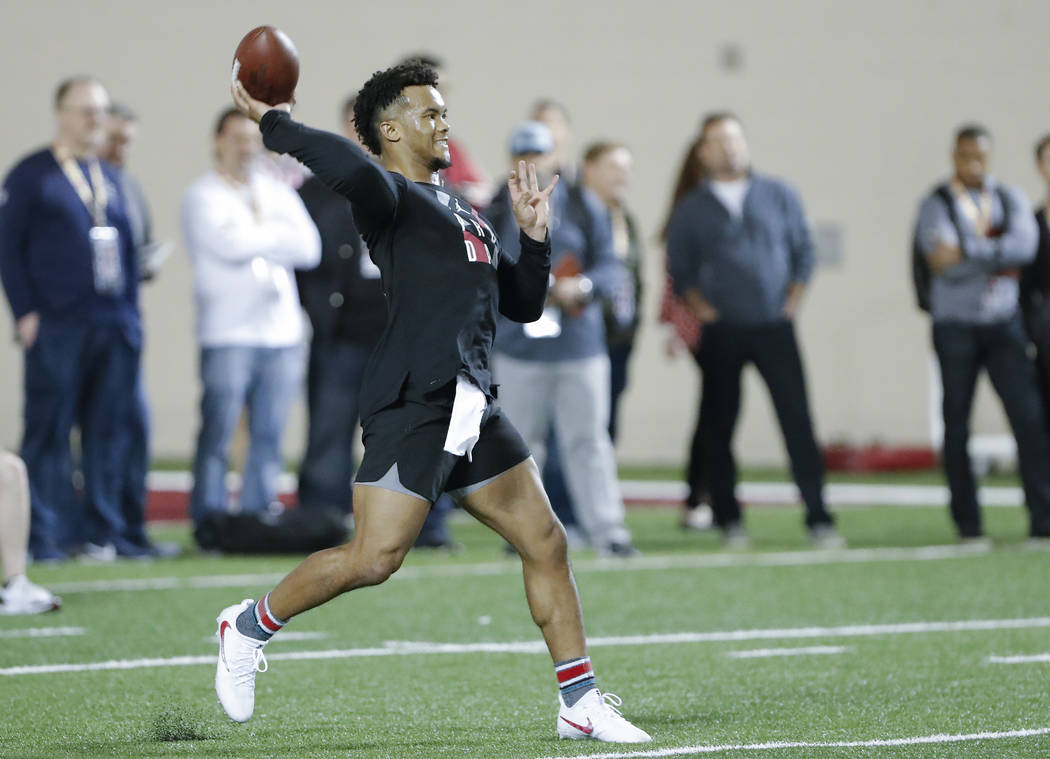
[214, 61, 650, 744]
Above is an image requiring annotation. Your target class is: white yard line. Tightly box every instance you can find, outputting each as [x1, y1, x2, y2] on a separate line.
[146, 471, 1025, 508]
[988, 653, 1050, 664]
[725, 645, 848, 659]
[0, 627, 84, 639]
[5, 616, 1048, 676]
[534, 727, 1050, 759]
[47, 543, 992, 595]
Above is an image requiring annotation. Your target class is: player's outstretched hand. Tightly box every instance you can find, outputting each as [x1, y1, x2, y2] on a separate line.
[231, 80, 293, 123]
[509, 161, 558, 242]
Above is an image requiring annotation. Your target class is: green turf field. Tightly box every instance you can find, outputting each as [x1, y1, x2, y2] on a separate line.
[2, 503, 1048, 758]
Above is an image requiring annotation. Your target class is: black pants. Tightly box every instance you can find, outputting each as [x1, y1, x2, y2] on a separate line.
[933, 317, 1050, 538]
[686, 348, 712, 507]
[696, 320, 831, 528]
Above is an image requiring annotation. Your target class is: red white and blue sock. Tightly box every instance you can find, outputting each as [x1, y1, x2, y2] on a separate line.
[556, 656, 597, 707]
[236, 592, 286, 642]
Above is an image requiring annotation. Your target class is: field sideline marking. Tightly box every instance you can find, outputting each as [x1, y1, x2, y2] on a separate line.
[147, 471, 1027, 508]
[4, 616, 1049, 676]
[534, 727, 1050, 759]
[988, 653, 1050, 664]
[0, 627, 84, 639]
[46, 544, 993, 595]
[725, 645, 848, 659]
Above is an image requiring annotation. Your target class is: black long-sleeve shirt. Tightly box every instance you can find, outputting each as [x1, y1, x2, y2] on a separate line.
[259, 111, 550, 419]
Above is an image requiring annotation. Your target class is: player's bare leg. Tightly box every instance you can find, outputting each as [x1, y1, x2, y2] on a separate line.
[460, 458, 650, 743]
[266, 487, 430, 618]
[215, 486, 429, 721]
[459, 458, 585, 661]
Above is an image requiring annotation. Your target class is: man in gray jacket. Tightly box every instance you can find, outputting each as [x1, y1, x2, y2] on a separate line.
[914, 123, 1050, 541]
[489, 121, 635, 556]
[667, 112, 840, 548]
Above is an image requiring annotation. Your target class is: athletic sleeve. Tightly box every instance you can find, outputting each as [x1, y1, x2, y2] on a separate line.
[498, 231, 551, 322]
[259, 110, 399, 231]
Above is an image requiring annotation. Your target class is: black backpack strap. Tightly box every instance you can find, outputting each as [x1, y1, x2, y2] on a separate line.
[912, 184, 955, 312]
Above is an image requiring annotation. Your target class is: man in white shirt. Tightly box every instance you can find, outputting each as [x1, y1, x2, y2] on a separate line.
[182, 108, 320, 544]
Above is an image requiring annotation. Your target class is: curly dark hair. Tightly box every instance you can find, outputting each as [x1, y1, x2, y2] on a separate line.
[353, 61, 439, 155]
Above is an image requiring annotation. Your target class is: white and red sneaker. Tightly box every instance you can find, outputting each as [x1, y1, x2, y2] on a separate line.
[0, 575, 61, 615]
[557, 688, 651, 743]
[215, 599, 268, 722]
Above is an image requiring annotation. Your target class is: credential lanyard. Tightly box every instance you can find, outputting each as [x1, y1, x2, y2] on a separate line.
[53, 145, 108, 227]
[949, 179, 992, 238]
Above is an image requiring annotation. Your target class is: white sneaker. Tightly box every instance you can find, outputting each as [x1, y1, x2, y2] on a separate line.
[0, 575, 61, 615]
[557, 689, 651, 743]
[81, 542, 117, 562]
[680, 504, 714, 531]
[215, 599, 268, 722]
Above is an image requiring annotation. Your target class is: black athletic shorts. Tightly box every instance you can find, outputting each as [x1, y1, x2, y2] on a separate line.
[354, 393, 531, 504]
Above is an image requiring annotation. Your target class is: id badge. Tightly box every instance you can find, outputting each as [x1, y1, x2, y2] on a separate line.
[523, 307, 562, 339]
[90, 226, 124, 295]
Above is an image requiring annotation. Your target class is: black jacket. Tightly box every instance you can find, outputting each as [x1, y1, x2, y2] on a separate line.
[260, 111, 550, 420]
[295, 175, 386, 346]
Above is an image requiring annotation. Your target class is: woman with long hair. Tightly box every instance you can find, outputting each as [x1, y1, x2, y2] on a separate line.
[660, 133, 716, 531]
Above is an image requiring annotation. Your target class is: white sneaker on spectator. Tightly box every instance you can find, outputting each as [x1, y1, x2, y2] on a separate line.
[722, 524, 751, 550]
[215, 599, 268, 722]
[680, 503, 714, 531]
[557, 689, 651, 743]
[81, 542, 117, 562]
[0, 575, 61, 615]
[808, 524, 847, 550]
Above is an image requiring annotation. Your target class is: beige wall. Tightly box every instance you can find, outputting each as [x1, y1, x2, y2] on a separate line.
[1, 0, 1048, 466]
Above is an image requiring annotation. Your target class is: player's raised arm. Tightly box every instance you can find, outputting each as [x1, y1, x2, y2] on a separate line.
[231, 81, 398, 227]
[508, 160, 558, 242]
[498, 160, 556, 323]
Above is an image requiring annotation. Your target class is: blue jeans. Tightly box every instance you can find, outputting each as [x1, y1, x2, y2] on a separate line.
[117, 375, 151, 546]
[190, 345, 303, 525]
[23, 319, 140, 554]
[298, 340, 371, 513]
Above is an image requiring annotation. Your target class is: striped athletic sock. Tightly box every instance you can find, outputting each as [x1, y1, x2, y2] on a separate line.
[556, 656, 597, 707]
[235, 592, 286, 642]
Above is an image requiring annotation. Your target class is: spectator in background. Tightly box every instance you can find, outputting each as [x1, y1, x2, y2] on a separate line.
[580, 142, 642, 443]
[182, 108, 320, 549]
[915, 124, 1050, 542]
[0, 451, 60, 613]
[296, 94, 457, 549]
[397, 53, 492, 207]
[532, 99, 575, 181]
[660, 134, 713, 532]
[667, 113, 841, 548]
[527, 99, 583, 539]
[1020, 133, 1050, 436]
[98, 102, 178, 558]
[0, 76, 144, 560]
[489, 121, 636, 556]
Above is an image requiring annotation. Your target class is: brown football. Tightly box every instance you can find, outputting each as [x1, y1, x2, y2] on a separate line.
[232, 26, 299, 106]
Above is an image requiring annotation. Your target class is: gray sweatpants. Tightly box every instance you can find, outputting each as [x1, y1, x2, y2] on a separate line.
[491, 352, 630, 548]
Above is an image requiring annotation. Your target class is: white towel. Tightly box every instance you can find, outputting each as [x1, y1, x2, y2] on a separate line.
[443, 375, 487, 460]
